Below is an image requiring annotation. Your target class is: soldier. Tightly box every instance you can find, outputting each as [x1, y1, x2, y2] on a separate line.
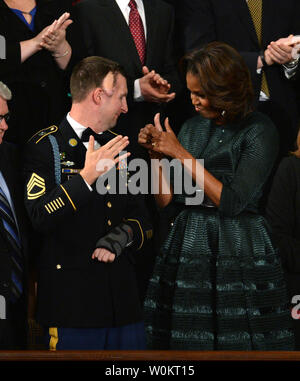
[24, 56, 152, 350]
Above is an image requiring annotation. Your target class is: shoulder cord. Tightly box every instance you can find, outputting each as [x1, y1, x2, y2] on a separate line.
[48, 135, 61, 185]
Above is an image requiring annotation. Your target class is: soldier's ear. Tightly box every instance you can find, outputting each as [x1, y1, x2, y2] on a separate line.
[92, 88, 102, 105]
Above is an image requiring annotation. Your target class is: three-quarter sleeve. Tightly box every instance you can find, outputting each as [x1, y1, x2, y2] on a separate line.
[219, 121, 279, 216]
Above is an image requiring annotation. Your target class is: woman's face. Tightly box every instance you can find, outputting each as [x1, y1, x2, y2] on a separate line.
[186, 72, 219, 120]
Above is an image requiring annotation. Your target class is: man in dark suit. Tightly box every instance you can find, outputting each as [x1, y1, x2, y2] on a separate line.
[70, 0, 181, 157]
[0, 81, 28, 349]
[180, 0, 300, 157]
[24, 56, 153, 350]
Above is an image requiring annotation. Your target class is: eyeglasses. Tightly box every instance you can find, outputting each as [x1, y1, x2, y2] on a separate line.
[0, 113, 9, 123]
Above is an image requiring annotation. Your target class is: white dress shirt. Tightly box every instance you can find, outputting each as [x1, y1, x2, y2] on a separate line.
[115, 0, 147, 38]
[67, 112, 104, 191]
[67, 112, 102, 150]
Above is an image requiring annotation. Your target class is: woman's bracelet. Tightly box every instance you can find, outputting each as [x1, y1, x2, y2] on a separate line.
[52, 49, 70, 58]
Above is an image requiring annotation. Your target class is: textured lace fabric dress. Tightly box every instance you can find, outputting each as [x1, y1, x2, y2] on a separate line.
[144, 111, 295, 350]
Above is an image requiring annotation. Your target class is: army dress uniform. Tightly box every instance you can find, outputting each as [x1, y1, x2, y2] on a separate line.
[23, 116, 153, 349]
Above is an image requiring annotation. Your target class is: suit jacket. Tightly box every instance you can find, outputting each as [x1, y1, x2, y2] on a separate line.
[0, 143, 28, 301]
[181, 0, 300, 134]
[23, 119, 153, 327]
[0, 142, 29, 348]
[70, 0, 181, 157]
[0, 0, 72, 144]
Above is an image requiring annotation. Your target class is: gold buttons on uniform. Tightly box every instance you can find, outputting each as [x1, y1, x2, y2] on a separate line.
[56, 264, 62, 270]
[107, 202, 112, 208]
[107, 220, 112, 226]
[106, 184, 111, 190]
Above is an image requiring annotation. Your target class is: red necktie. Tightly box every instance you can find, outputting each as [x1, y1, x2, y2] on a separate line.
[128, 0, 146, 65]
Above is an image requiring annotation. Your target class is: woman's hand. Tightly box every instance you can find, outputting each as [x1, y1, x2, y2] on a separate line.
[138, 117, 165, 159]
[30, 25, 50, 51]
[138, 123, 161, 150]
[151, 113, 186, 159]
[20, 24, 51, 62]
[40, 12, 73, 56]
[20, 13, 72, 68]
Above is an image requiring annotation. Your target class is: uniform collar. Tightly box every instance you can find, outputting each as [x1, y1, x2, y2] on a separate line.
[66, 112, 103, 140]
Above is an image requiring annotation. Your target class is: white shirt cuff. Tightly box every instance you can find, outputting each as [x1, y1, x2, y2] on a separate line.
[134, 79, 144, 102]
[84, 179, 93, 191]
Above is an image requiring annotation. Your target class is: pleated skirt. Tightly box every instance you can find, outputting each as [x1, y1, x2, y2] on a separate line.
[144, 208, 295, 350]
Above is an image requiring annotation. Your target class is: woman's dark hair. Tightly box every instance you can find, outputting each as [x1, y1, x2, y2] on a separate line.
[182, 41, 254, 124]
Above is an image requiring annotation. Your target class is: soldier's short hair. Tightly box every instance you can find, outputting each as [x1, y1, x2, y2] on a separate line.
[70, 56, 126, 103]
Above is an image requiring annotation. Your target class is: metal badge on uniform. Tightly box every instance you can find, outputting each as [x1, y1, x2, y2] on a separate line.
[68, 138, 78, 147]
[61, 167, 81, 181]
[61, 168, 81, 174]
[60, 152, 66, 161]
[61, 161, 75, 167]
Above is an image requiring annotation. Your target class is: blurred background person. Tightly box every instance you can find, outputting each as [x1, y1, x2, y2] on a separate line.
[70, 0, 181, 160]
[0, 81, 29, 349]
[140, 42, 294, 350]
[180, 0, 300, 160]
[266, 128, 300, 349]
[0, 0, 72, 146]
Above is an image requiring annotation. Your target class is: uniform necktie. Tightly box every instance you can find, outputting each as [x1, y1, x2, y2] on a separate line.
[128, 0, 146, 65]
[81, 128, 112, 145]
[247, 0, 270, 97]
[0, 185, 23, 300]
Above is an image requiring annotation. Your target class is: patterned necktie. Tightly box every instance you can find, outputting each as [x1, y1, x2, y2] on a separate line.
[247, 0, 270, 97]
[0, 185, 23, 300]
[128, 0, 146, 65]
[81, 128, 112, 145]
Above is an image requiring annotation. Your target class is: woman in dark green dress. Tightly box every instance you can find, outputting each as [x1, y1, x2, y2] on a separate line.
[139, 42, 294, 350]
